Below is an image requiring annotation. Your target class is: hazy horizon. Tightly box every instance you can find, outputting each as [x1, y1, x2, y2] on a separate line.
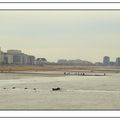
[0, 10, 120, 62]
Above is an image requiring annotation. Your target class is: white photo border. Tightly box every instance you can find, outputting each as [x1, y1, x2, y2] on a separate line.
[0, 0, 120, 3]
[0, 3, 120, 9]
[0, 2, 120, 118]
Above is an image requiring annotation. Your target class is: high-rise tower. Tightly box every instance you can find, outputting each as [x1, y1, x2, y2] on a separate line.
[103, 56, 110, 66]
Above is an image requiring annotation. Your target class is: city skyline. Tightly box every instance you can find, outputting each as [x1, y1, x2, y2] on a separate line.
[0, 47, 120, 64]
[0, 11, 120, 62]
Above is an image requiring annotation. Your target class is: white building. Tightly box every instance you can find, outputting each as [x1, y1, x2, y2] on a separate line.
[7, 50, 35, 65]
[116, 57, 120, 66]
[0, 52, 4, 64]
[0, 47, 49, 66]
[0, 48, 35, 65]
[4, 53, 13, 64]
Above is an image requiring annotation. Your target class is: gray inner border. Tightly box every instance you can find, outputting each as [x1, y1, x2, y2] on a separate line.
[0, 9, 120, 118]
[0, 2, 120, 3]
[0, 9, 120, 11]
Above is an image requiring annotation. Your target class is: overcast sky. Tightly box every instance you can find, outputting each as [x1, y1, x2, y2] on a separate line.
[0, 10, 120, 62]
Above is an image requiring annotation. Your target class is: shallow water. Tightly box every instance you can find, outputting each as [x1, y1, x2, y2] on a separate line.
[0, 72, 120, 109]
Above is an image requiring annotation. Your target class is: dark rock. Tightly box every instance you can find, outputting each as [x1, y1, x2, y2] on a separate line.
[52, 87, 61, 91]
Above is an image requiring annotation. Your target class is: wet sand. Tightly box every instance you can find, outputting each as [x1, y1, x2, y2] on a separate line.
[0, 70, 120, 109]
[0, 65, 120, 73]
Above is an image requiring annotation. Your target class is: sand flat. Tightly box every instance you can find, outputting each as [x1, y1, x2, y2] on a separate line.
[0, 72, 120, 109]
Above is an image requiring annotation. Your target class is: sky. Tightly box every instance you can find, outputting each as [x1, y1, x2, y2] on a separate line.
[0, 10, 120, 62]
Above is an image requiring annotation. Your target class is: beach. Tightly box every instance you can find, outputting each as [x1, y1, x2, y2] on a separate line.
[0, 66, 120, 109]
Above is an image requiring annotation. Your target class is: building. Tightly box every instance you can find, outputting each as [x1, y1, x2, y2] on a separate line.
[0, 54, 4, 64]
[7, 50, 22, 54]
[110, 61, 116, 66]
[0, 48, 13, 64]
[34, 58, 47, 66]
[7, 50, 36, 65]
[22, 54, 29, 65]
[8, 50, 23, 65]
[94, 62, 103, 66]
[13, 54, 23, 65]
[116, 57, 120, 66]
[29, 56, 35, 65]
[57, 59, 68, 64]
[3, 53, 13, 64]
[103, 56, 110, 66]
[0, 48, 36, 65]
[0, 48, 4, 64]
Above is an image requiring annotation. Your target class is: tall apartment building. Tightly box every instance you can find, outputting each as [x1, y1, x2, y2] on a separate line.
[0, 49, 4, 64]
[116, 57, 120, 66]
[29, 56, 35, 65]
[4, 53, 13, 64]
[103, 56, 110, 66]
[8, 50, 24, 65]
[0, 49, 35, 65]
[8, 50, 36, 65]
